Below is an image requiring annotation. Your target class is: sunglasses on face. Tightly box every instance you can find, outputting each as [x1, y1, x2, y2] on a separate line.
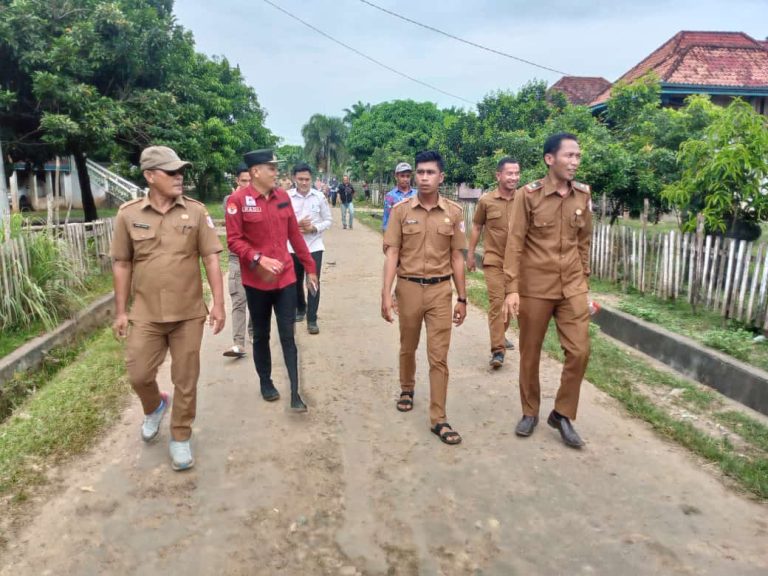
[158, 168, 185, 177]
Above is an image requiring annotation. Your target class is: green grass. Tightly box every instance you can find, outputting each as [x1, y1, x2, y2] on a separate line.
[589, 278, 768, 372]
[22, 208, 119, 224]
[0, 271, 114, 360]
[0, 328, 129, 499]
[715, 411, 768, 453]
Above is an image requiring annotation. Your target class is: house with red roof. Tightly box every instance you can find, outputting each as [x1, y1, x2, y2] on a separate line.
[588, 31, 768, 114]
[548, 76, 612, 105]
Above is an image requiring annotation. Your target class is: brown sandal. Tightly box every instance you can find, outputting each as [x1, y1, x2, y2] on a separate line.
[431, 422, 462, 445]
[396, 390, 414, 412]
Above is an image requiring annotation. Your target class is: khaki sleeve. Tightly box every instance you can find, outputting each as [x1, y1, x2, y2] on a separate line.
[473, 196, 487, 226]
[503, 189, 529, 294]
[578, 196, 593, 277]
[197, 210, 223, 257]
[383, 205, 403, 248]
[452, 206, 467, 250]
[110, 210, 133, 261]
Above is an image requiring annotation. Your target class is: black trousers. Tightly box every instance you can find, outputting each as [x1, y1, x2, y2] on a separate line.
[292, 250, 323, 323]
[244, 284, 299, 395]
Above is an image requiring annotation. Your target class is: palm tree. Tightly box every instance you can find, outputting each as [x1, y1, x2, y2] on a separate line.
[342, 101, 371, 125]
[301, 114, 347, 177]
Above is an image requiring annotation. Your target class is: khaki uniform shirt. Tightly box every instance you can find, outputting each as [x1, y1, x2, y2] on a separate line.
[383, 195, 467, 278]
[110, 195, 222, 322]
[504, 176, 592, 299]
[473, 188, 515, 268]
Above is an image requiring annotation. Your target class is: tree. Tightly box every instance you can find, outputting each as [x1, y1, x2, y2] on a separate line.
[663, 99, 768, 237]
[301, 114, 347, 177]
[342, 101, 370, 125]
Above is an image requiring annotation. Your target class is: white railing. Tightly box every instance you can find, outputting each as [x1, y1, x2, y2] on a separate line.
[86, 159, 144, 204]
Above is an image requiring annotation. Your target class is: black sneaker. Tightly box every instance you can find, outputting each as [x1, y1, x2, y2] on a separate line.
[490, 352, 504, 369]
[308, 322, 320, 335]
[295, 311, 306, 323]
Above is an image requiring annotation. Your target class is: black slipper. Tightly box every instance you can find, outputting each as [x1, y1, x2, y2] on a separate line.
[396, 390, 414, 412]
[431, 422, 462, 445]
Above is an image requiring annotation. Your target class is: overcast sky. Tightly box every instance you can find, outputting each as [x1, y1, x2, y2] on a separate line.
[173, 0, 766, 145]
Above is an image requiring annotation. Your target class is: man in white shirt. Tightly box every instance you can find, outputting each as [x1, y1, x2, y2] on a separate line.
[288, 163, 333, 334]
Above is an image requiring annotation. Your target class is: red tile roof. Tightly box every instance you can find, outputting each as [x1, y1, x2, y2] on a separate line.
[591, 31, 768, 106]
[548, 76, 612, 105]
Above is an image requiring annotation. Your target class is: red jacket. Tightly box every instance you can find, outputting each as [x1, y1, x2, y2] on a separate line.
[226, 186, 316, 290]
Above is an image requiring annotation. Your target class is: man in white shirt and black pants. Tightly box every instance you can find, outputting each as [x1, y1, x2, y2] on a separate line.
[288, 163, 333, 334]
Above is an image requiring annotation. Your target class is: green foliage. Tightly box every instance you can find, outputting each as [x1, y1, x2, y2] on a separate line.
[0, 0, 275, 203]
[701, 328, 753, 361]
[0, 233, 85, 332]
[663, 99, 768, 234]
[301, 114, 347, 176]
[617, 301, 661, 323]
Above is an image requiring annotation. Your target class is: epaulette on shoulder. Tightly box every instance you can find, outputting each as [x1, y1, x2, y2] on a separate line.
[184, 195, 206, 207]
[572, 181, 591, 194]
[118, 197, 143, 211]
[525, 180, 543, 193]
[393, 198, 410, 208]
[446, 199, 464, 212]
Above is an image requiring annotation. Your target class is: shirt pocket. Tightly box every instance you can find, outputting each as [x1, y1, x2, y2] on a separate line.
[570, 212, 586, 228]
[243, 211, 264, 223]
[437, 223, 455, 236]
[486, 209, 503, 228]
[128, 227, 157, 259]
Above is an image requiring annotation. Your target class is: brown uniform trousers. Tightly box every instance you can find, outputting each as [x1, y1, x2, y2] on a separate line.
[483, 265, 509, 354]
[126, 318, 205, 441]
[473, 189, 515, 354]
[384, 195, 466, 426]
[504, 176, 593, 420]
[111, 194, 222, 441]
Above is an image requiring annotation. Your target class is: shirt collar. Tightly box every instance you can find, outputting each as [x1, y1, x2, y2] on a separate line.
[140, 193, 186, 211]
[541, 174, 574, 197]
[410, 194, 448, 211]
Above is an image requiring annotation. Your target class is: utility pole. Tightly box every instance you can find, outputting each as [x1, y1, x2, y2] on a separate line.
[0, 136, 10, 241]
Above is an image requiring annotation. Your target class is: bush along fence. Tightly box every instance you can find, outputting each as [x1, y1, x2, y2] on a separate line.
[590, 215, 768, 330]
[0, 220, 114, 331]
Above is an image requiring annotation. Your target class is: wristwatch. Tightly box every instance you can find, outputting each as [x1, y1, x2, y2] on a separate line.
[457, 296, 467, 304]
[253, 253, 262, 265]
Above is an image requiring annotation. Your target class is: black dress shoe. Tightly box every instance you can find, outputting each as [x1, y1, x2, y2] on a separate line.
[261, 387, 281, 402]
[290, 394, 308, 413]
[515, 415, 538, 437]
[547, 410, 585, 448]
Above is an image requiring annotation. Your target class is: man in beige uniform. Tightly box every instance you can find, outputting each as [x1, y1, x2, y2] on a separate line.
[504, 133, 592, 448]
[467, 157, 521, 369]
[382, 150, 468, 445]
[111, 146, 225, 470]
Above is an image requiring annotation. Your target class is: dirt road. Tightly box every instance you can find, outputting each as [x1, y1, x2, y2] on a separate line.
[1, 211, 766, 575]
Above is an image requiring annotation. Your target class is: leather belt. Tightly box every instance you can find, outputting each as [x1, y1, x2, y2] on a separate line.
[399, 275, 452, 285]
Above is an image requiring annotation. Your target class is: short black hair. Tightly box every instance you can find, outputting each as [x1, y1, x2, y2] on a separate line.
[414, 150, 444, 171]
[543, 132, 578, 157]
[235, 164, 249, 177]
[496, 156, 520, 171]
[292, 162, 312, 176]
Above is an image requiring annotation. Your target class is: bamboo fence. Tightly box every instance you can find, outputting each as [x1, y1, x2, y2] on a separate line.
[590, 220, 768, 329]
[0, 220, 114, 309]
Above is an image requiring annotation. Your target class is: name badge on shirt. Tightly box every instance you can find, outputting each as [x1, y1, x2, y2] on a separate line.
[132, 222, 150, 229]
[242, 206, 259, 213]
[405, 219, 419, 224]
[245, 196, 256, 207]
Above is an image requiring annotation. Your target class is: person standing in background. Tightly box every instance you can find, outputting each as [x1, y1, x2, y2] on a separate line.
[337, 174, 356, 230]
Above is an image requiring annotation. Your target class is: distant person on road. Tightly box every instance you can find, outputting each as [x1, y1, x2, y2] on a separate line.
[111, 145, 225, 471]
[226, 149, 318, 412]
[381, 150, 468, 445]
[363, 180, 371, 200]
[288, 163, 332, 335]
[337, 174, 356, 230]
[222, 164, 254, 359]
[382, 162, 416, 232]
[503, 133, 593, 448]
[467, 157, 521, 369]
[329, 177, 339, 207]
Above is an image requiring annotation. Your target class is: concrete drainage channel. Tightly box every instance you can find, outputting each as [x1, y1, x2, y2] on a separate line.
[0, 293, 115, 387]
[592, 305, 768, 417]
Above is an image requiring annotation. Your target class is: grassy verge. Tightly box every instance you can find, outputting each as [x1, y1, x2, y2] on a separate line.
[467, 268, 768, 499]
[0, 271, 114, 360]
[0, 327, 129, 502]
[589, 278, 768, 372]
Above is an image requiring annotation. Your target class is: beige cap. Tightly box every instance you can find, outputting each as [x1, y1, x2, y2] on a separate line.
[140, 146, 192, 171]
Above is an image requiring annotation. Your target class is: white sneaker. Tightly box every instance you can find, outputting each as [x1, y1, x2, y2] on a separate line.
[141, 392, 169, 442]
[169, 440, 195, 471]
